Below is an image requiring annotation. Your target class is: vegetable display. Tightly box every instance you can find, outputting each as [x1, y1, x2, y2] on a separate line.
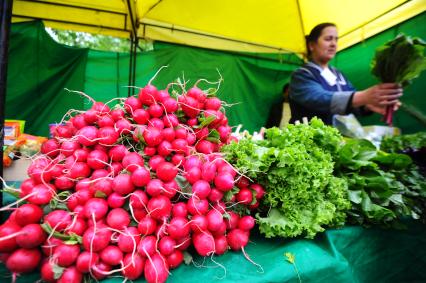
[0, 75, 263, 283]
[371, 34, 426, 125]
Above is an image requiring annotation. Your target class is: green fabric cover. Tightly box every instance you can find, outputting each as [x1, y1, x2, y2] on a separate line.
[6, 21, 87, 136]
[333, 12, 426, 134]
[85, 44, 301, 133]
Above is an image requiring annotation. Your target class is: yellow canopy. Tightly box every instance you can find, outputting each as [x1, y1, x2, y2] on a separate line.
[12, 0, 426, 55]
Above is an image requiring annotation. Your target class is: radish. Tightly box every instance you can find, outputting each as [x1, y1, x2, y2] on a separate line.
[60, 140, 81, 157]
[167, 249, 184, 269]
[44, 210, 72, 231]
[171, 154, 185, 167]
[144, 253, 169, 283]
[159, 236, 176, 256]
[15, 204, 43, 226]
[163, 114, 179, 128]
[109, 161, 124, 177]
[87, 149, 108, 170]
[175, 236, 191, 251]
[184, 166, 201, 184]
[144, 146, 157, 156]
[53, 244, 80, 267]
[208, 188, 224, 202]
[108, 145, 128, 162]
[137, 235, 157, 256]
[205, 97, 222, 110]
[206, 209, 224, 232]
[214, 172, 235, 192]
[113, 173, 135, 195]
[238, 216, 255, 231]
[138, 217, 157, 236]
[157, 140, 173, 156]
[146, 179, 164, 197]
[129, 190, 149, 209]
[250, 183, 265, 199]
[143, 127, 163, 147]
[191, 180, 211, 199]
[100, 245, 123, 266]
[40, 260, 56, 283]
[118, 227, 140, 253]
[6, 248, 42, 273]
[133, 108, 150, 125]
[236, 176, 250, 189]
[193, 231, 215, 256]
[236, 187, 253, 205]
[57, 266, 83, 283]
[41, 237, 63, 257]
[149, 103, 164, 118]
[148, 155, 165, 171]
[201, 162, 217, 182]
[162, 180, 179, 199]
[227, 229, 249, 251]
[76, 251, 99, 273]
[107, 192, 126, 208]
[84, 198, 109, 220]
[167, 217, 190, 240]
[66, 218, 87, 236]
[0, 222, 20, 252]
[163, 97, 178, 113]
[97, 115, 115, 128]
[224, 211, 240, 230]
[149, 118, 165, 130]
[124, 96, 142, 113]
[77, 126, 99, 146]
[156, 162, 177, 182]
[92, 178, 113, 196]
[115, 118, 133, 135]
[69, 162, 91, 179]
[147, 195, 172, 219]
[72, 115, 88, 129]
[82, 225, 112, 252]
[41, 139, 60, 158]
[83, 109, 98, 124]
[122, 253, 145, 280]
[171, 138, 188, 154]
[106, 208, 131, 229]
[139, 84, 158, 106]
[172, 203, 188, 218]
[122, 152, 145, 172]
[189, 215, 208, 234]
[110, 108, 125, 121]
[92, 261, 112, 280]
[187, 197, 209, 216]
[214, 235, 228, 255]
[98, 126, 119, 145]
[196, 140, 215, 154]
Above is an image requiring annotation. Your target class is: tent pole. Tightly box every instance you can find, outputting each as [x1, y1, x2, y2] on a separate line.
[128, 36, 134, 97]
[0, 0, 14, 218]
[132, 38, 137, 92]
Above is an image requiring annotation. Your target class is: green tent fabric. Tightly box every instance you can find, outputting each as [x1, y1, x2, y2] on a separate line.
[6, 21, 87, 137]
[333, 12, 426, 134]
[85, 44, 302, 133]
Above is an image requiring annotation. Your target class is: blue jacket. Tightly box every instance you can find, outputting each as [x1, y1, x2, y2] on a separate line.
[289, 61, 357, 125]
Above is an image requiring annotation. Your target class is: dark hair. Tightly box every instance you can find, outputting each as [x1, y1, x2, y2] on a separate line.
[305, 22, 336, 58]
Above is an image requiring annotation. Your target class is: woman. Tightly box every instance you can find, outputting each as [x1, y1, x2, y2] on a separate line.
[289, 23, 402, 125]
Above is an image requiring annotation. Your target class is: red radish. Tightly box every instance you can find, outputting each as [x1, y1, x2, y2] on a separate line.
[116, 118, 133, 134]
[29, 167, 52, 184]
[159, 236, 176, 256]
[172, 203, 188, 218]
[137, 235, 157, 256]
[225, 211, 240, 230]
[73, 148, 89, 162]
[87, 149, 109, 170]
[208, 188, 224, 202]
[186, 132, 196, 146]
[146, 179, 164, 197]
[175, 236, 191, 251]
[148, 103, 164, 118]
[41, 139, 60, 158]
[156, 162, 177, 182]
[195, 127, 209, 140]
[171, 138, 188, 154]
[91, 167, 109, 179]
[14, 204, 43, 226]
[206, 209, 224, 232]
[27, 183, 55, 205]
[132, 208, 147, 222]
[122, 152, 144, 172]
[179, 96, 200, 118]
[163, 97, 178, 113]
[76, 126, 98, 146]
[167, 249, 184, 269]
[162, 128, 175, 142]
[143, 127, 163, 147]
[118, 227, 141, 253]
[72, 115, 88, 129]
[66, 218, 87, 236]
[75, 178, 91, 191]
[111, 108, 125, 121]
[196, 140, 215, 154]
[236, 176, 250, 189]
[92, 178, 113, 196]
[53, 244, 80, 267]
[6, 248, 42, 273]
[214, 235, 228, 255]
[218, 125, 231, 142]
[236, 188, 253, 205]
[60, 140, 81, 157]
[163, 114, 179, 127]
[44, 210, 72, 231]
[108, 192, 126, 208]
[139, 84, 158, 106]
[84, 198, 109, 220]
[184, 166, 201, 184]
[76, 251, 99, 273]
[187, 197, 209, 215]
[214, 172, 235, 192]
[106, 208, 131, 229]
[41, 237, 63, 257]
[98, 126, 119, 145]
[227, 229, 249, 251]
[40, 260, 56, 283]
[144, 146, 157, 156]
[148, 155, 165, 171]
[147, 195, 172, 219]
[69, 162, 91, 179]
[113, 173, 135, 195]
[205, 97, 222, 110]
[54, 124, 74, 138]
[138, 217, 157, 236]
[19, 178, 36, 198]
[93, 102, 110, 114]
[122, 253, 145, 280]
[162, 180, 179, 199]
[189, 215, 208, 233]
[82, 225, 112, 252]
[100, 245, 123, 266]
[124, 96, 142, 113]
[131, 167, 151, 188]
[171, 154, 185, 167]
[129, 190, 149, 209]
[167, 217, 190, 239]
[157, 140, 173, 156]
[250, 183, 265, 199]
[83, 109, 98, 124]
[97, 115, 115, 128]
[144, 253, 169, 283]
[187, 118, 198, 127]
[149, 118, 165, 129]
[57, 266, 83, 283]
[193, 231, 215, 256]
[109, 161, 124, 177]
[0, 222, 20, 252]
[133, 108, 150, 125]
[238, 216, 255, 231]
[201, 162, 217, 182]
[191, 180, 211, 199]
[92, 261, 112, 280]
[108, 145, 128, 162]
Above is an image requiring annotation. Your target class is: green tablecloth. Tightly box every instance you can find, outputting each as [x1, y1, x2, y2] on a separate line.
[1, 183, 426, 282]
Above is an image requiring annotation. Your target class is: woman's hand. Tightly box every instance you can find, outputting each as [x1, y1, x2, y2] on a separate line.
[353, 83, 403, 108]
[365, 100, 402, 115]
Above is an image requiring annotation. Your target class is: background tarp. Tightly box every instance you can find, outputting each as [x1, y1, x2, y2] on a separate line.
[6, 13, 426, 135]
[5, 21, 87, 136]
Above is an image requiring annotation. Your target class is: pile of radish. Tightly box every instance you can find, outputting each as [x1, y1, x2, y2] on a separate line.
[0, 77, 264, 283]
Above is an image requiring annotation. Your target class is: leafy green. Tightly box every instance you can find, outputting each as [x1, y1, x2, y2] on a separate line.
[222, 118, 350, 239]
[380, 132, 426, 153]
[371, 34, 426, 86]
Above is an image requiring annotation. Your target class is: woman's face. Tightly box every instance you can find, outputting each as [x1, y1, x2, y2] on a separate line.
[309, 26, 338, 64]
